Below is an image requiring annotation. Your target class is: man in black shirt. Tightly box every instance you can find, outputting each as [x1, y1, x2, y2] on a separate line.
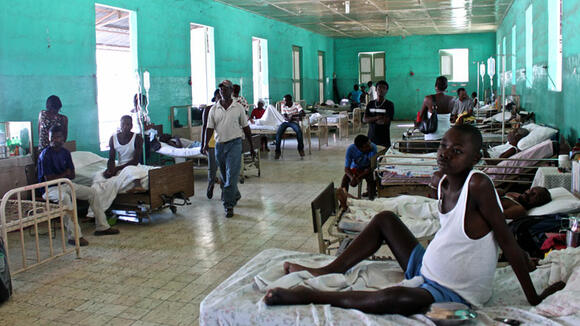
[363, 80, 394, 148]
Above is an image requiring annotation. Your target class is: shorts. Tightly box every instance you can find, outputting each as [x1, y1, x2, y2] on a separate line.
[405, 244, 469, 306]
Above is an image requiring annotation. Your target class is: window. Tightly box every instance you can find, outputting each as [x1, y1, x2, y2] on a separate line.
[512, 25, 516, 85]
[525, 5, 533, 88]
[190, 23, 215, 105]
[502, 36, 507, 86]
[292, 46, 302, 100]
[252, 37, 269, 105]
[548, 0, 562, 91]
[95, 4, 138, 150]
[358, 52, 385, 84]
[439, 49, 468, 82]
[318, 51, 325, 103]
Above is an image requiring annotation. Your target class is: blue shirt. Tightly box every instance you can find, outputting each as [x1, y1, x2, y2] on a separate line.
[345, 143, 378, 169]
[37, 147, 75, 184]
[350, 90, 362, 103]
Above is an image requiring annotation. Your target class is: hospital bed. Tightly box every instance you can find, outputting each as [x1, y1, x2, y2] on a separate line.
[200, 247, 580, 326]
[377, 140, 557, 197]
[250, 105, 313, 154]
[1, 178, 81, 274]
[70, 144, 194, 222]
[170, 105, 203, 142]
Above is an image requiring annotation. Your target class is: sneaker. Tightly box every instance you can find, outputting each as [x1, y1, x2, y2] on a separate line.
[298, 150, 305, 157]
[94, 228, 120, 236]
[225, 208, 234, 218]
[68, 237, 89, 246]
[275, 152, 281, 160]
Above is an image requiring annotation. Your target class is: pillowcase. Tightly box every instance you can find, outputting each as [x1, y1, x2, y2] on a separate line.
[527, 187, 580, 216]
[518, 124, 558, 150]
[71, 151, 107, 169]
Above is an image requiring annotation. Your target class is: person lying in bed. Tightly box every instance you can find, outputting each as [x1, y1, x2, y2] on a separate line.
[483, 127, 530, 164]
[265, 124, 564, 314]
[38, 126, 119, 246]
[427, 171, 552, 220]
[341, 135, 377, 200]
[103, 116, 144, 182]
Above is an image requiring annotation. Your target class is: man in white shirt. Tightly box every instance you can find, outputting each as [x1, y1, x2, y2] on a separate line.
[367, 81, 378, 101]
[202, 80, 255, 218]
[233, 84, 250, 113]
[275, 94, 305, 159]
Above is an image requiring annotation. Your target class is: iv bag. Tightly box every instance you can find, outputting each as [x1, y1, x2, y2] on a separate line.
[479, 63, 486, 78]
[487, 57, 496, 78]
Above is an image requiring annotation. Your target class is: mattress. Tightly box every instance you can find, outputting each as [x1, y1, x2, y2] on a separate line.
[156, 143, 203, 158]
[338, 196, 440, 238]
[200, 248, 580, 326]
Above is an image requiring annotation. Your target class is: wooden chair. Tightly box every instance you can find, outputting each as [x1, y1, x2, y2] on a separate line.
[311, 182, 340, 254]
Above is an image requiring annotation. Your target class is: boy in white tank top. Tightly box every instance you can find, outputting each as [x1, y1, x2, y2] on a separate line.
[265, 125, 565, 314]
[104, 115, 144, 180]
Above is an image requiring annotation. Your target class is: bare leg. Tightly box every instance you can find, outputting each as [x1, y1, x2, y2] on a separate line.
[336, 187, 354, 209]
[265, 285, 433, 315]
[285, 211, 419, 275]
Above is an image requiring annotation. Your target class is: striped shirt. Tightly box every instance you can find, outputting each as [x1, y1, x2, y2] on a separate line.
[281, 103, 303, 117]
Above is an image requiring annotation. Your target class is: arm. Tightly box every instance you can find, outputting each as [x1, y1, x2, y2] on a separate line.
[62, 115, 69, 141]
[471, 175, 564, 305]
[503, 204, 528, 220]
[201, 107, 210, 150]
[106, 136, 116, 174]
[242, 126, 255, 158]
[37, 111, 43, 146]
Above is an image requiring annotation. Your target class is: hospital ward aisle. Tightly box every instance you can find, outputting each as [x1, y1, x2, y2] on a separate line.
[0, 125, 409, 326]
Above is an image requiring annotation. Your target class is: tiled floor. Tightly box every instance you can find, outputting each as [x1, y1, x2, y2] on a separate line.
[0, 124, 410, 326]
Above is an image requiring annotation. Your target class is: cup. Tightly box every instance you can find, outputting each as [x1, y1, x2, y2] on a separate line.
[559, 154, 571, 171]
[567, 230, 580, 248]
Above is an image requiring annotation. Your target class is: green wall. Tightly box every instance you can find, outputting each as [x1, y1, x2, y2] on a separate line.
[497, 0, 580, 143]
[334, 33, 496, 120]
[0, 0, 334, 152]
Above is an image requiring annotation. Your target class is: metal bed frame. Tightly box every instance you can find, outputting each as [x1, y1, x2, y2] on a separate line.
[1, 178, 81, 274]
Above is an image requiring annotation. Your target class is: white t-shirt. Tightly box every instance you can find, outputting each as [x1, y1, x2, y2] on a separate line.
[207, 100, 248, 143]
[368, 85, 378, 101]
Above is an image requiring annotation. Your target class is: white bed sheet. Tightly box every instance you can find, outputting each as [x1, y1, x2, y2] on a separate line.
[156, 143, 203, 158]
[338, 196, 440, 238]
[200, 248, 580, 326]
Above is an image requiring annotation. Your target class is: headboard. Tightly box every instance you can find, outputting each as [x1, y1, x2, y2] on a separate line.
[63, 140, 76, 152]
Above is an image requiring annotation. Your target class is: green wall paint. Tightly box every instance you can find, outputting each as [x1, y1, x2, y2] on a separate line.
[497, 0, 580, 143]
[334, 33, 496, 120]
[0, 0, 334, 153]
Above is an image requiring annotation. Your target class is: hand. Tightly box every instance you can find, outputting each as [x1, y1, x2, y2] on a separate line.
[103, 169, 114, 179]
[349, 177, 359, 187]
[375, 117, 385, 125]
[537, 281, 566, 303]
[201, 145, 208, 156]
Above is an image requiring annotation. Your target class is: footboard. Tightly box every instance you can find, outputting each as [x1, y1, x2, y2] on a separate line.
[148, 160, 194, 209]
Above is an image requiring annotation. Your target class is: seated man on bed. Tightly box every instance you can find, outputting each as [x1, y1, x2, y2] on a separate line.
[275, 94, 305, 159]
[103, 116, 144, 181]
[38, 126, 119, 246]
[266, 124, 564, 314]
[249, 100, 269, 152]
[341, 135, 377, 199]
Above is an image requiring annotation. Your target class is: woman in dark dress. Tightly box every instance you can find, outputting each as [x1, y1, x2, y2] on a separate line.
[38, 95, 68, 151]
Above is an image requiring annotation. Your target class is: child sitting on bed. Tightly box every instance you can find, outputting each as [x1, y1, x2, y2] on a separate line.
[265, 124, 565, 314]
[103, 116, 143, 184]
[38, 126, 120, 246]
[341, 135, 377, 200]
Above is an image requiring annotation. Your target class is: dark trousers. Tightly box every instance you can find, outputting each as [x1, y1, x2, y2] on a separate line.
[275, 122, 304, 153]
[341, 169, 376, 198]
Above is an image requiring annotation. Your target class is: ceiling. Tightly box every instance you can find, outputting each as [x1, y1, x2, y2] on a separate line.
[95, 5, 131, 48]
[215, 0, 514, 38]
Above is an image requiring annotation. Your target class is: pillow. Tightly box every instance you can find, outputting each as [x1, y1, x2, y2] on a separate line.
[518, 124, 558, 150]
[527, 187, 580, 216]
[71, 151, 107, 169]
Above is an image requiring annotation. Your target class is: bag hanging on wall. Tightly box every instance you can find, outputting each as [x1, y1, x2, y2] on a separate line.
[419, 95, 438, 134]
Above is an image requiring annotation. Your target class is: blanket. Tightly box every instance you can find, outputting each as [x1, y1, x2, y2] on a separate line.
[200, 248, 580, 326]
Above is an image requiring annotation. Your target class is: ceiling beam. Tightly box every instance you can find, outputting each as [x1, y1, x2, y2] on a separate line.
[365, 0, 409, 36]
[95, 11, 116, 26]
[319, 23, 354, 38]
[96, 11, 129, 28]
[313, 0, 382, 37]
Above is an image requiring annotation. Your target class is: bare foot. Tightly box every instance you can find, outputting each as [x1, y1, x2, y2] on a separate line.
[283, 262, 327, 277]
[264, 287, 313, 306]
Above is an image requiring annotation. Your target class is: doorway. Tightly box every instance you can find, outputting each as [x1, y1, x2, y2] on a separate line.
[252, 37, 269, 105]
[318, 51, 325, 103]
[292, 46, 302, 101]
[190, 23, 215, 105]
[95, 4, 138, 150]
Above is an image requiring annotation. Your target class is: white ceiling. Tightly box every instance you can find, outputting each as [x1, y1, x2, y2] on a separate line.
[215, 0, 514, 38]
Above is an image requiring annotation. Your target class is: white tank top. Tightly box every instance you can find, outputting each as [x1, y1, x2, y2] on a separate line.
[424, 113, 451, 141]
[421, 170, 502, 307]
[113, 133, 136, 165]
